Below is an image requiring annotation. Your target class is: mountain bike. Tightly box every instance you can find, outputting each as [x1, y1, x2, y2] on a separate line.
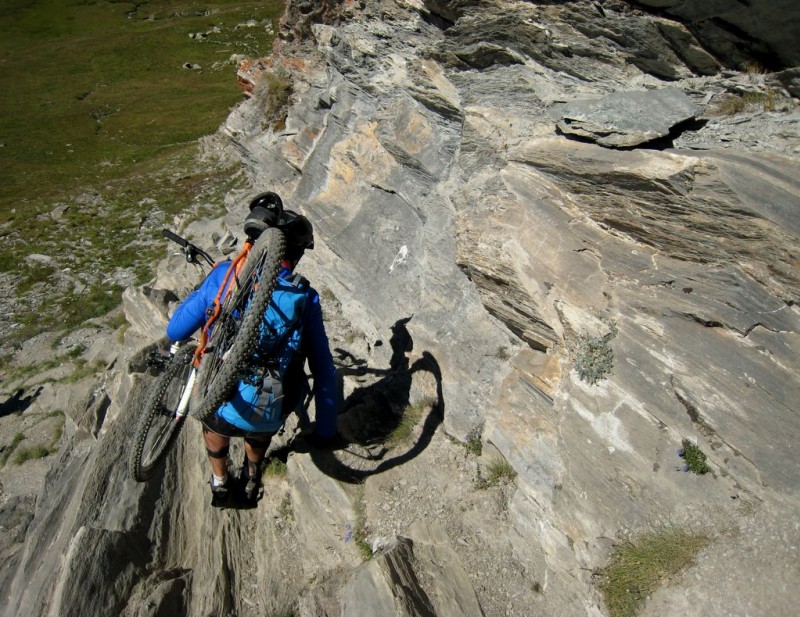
[129, 225, 285, 482]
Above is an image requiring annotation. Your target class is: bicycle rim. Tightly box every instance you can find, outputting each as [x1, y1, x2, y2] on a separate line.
[129, 348, 194, 482]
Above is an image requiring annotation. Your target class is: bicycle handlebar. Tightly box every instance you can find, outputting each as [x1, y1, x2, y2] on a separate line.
[162, 229, 215, 267]
[163, 229, 188, 247]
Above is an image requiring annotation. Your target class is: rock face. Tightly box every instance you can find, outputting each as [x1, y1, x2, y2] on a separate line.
[633, 0, 800, 69]
[2, 1, 799, 617]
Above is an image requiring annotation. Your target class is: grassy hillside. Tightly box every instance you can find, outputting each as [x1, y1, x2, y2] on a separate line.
[0, 0, 282, 344]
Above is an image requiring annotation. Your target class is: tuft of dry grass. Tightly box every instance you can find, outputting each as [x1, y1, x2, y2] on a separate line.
[712, 90, 780, 115]
[254, 70, 294, 130]
[385, 398, 435, 448]
[475, 457, 517, 489]
[598, 527, 709, 617]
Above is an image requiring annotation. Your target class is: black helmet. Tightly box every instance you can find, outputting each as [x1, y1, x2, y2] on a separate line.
[279, 209, 314, 261]
[244, 191, 283, 239]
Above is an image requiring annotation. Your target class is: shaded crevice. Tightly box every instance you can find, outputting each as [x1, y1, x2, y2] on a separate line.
[677, 312, 725, 329]
[643, 117, 709, 150]
[743, 321, 784, 337]
[672, 384, 715, 437]
[556, 117, 708, 150]
[384, 538, 437, 617]
[483, 304, 551, 353]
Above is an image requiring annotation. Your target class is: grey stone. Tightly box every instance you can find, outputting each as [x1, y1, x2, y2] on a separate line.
[556, 88, 700, 147]
[776, 67, 800, 98]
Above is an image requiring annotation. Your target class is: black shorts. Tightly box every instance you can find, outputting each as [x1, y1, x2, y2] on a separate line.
[202, 412, 274, 442]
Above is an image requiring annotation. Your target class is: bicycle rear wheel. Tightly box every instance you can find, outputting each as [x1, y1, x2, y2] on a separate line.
[190, 227, 286, 421]
[129, 345, 196, 482]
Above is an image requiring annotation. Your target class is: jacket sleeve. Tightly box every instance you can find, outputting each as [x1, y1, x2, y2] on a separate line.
[166, 263, 229, 342]
[302, 289, 338, 438]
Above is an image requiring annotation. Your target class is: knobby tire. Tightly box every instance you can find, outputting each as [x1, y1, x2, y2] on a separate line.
[128, 345, 196, 482]
[190, 227, 286, 421]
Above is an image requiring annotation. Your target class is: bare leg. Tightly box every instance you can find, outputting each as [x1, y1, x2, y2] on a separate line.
[203, 429, 231, 478]
[243, 436, 270, 476]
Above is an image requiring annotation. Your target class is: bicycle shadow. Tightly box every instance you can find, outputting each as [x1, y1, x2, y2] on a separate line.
[0, 387, 43, 418]
[290, 317, 445, 483]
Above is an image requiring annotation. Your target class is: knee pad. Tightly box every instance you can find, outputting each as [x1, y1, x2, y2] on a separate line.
[206, 445, 230, 459]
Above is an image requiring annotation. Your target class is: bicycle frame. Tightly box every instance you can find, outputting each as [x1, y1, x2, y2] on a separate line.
[162, 342, 197, 422]
[192, 236, 256, 367]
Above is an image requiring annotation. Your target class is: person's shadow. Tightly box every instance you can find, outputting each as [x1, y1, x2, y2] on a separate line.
[288, 316, 445, 483]
[0, 387, 43, 418]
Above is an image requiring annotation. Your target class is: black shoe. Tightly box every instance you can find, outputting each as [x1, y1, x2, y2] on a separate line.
[239, 458, 263, 503]
[210, 475, 232, 508]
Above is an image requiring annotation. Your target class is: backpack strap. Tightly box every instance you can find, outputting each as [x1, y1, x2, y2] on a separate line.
[290, 273, 308, 288]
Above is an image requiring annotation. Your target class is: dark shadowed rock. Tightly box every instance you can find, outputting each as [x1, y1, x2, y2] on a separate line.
[631, 0, 800, 69]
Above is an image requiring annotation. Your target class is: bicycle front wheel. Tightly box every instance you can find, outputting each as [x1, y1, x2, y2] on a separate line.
[190, 227, 286, 421]
[129, 345, 196, 482]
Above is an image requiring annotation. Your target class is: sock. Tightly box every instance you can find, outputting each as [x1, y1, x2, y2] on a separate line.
[212, 473, 228, 487]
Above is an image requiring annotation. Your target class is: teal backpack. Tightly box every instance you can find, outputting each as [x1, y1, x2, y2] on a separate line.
[217, 274, 308, 432]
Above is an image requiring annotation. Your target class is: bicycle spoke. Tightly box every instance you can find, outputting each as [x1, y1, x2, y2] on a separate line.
[129, 345, 195, 482]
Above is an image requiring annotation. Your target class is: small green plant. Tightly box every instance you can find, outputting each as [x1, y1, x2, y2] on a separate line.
[385, 399, 433, 448]
[60, 359, 105, 384]
[66, 345, 86, 359]
[465, 425, 483, 456]
[598, 528, 709, 617]
[13, 445, 51, 465]
[352, 484, 373, 560]
[575, 323, 617, 385]
[0, 433, 25, 467]
[263, 458, 288, 478]
[679, 439, 710, 475]
[475, 458, 517, 489]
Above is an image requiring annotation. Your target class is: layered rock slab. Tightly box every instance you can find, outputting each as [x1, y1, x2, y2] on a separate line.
[556, 88, 700, 147]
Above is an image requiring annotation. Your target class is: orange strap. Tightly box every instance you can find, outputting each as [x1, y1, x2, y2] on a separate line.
[193, 242, 252, 366]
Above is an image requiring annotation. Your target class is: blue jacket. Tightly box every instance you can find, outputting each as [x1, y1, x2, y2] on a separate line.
[166, 262, 337, 438]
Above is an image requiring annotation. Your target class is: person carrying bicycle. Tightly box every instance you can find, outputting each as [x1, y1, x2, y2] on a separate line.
[166, 192, 338, 507]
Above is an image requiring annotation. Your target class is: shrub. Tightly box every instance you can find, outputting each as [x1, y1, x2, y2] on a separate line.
[679, 439, 710, 475]
[575, 323, 617, 385]
[598, 528, 709, 617]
